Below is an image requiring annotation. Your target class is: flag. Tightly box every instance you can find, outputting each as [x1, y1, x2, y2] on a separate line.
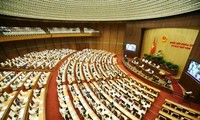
[150, 38, 156, 55]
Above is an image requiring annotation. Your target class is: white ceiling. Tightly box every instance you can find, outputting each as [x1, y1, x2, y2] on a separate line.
[0, 0, 200, 21]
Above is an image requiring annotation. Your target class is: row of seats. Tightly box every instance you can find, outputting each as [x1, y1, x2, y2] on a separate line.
[121, 78, 159, 100]
[80, 82, 119, 120]
[0, 26, 99, 36]
[0, 71, 50, 93]
[56, 49, 160, 120]
[47, 27, 80, 34]
[1, 27, 45, 36]
[157, 99, 200, 120]
[0, 49, 75, 70]
[0, 88, 46, 120]
[99, 80, 145, 119]
[0, 57, 51, 120]
[83, 27, 100, 34]
[57, 84, 78, 120]
[123, 57, 172, 90]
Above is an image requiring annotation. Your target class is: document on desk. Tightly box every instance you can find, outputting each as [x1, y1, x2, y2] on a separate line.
[19, 108, 25, 118]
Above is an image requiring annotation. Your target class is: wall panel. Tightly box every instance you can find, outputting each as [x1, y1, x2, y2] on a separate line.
[109, 24, 118, 52]
[1, 41, 17, 51]
[0, 22, 126, 60]
[6, 51, 19, 58]
[0, 44, 7, 62]
[35, 39, 46, 51]
[96, 43, 103, 50]
[45, 39, 55, 50]
[53, 38, 62, 49]
[14, 41, 28, 56]
[117, 24, 125, 43]
[17, 49, 29, 56]
[25, 40, 38, 52]
[102, 24, 111, 43]
[115, 44, 123, 54]
[102, 43, 109, 51]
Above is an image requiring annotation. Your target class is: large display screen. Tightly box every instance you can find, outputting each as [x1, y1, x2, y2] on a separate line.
[125, 44, 136, 52]
[187, 60, 200, 82]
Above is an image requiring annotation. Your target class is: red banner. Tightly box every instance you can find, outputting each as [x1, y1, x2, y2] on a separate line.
[170, 41, 193, 50]
[150, 38, 156, 55]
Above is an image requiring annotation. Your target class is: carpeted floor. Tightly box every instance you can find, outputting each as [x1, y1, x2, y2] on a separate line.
[46, 60, 64, 120]
[166, 74, 183, 96]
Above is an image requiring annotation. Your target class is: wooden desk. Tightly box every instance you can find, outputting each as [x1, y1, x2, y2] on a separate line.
[92, 82, 138, 120]
[43, 72, 51, 87]
[113, 58, 117, 65]
[2, 72, 23, 92]
[0, 71, 13, 82]
[31, 72, 42, 89]
[0, 91, 18, 120]
[123, 77, 160, 97]
[116, 65, 128, 76]
[116, 79, 155, 103]
[17, 72, 32, 90]
[90, 63, 102, 80]
[162, 104, 199, 120]
[39, 88, 46, 120]
[159, 110, 179, 120]
[165, 99, 200, 116]
[96, 63, 109, 79]
[63, 60, 70, 83]
[18, 90, 33, 120]
[129, 77, 160, 95]
[104, 81, 141, 112]
[83, 83, 119, 120]
[83, 63, 94, 82]
[63, 85, 80, 120]
[73, 84, 100, 120]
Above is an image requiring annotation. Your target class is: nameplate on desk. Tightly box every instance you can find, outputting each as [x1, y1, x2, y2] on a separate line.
[19, 108, 25, 118]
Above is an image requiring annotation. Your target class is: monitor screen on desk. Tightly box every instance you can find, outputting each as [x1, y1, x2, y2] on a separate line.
[125, 44, 136, 52]
[187, 60, 200, 83]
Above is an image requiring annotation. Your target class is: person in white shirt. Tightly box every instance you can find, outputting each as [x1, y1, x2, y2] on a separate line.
[156, 65, 160, 69]
[137, 107, 144, 116]
[145, 68, 150, 72]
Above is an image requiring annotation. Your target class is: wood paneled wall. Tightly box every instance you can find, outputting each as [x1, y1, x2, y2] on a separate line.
[0, 18, 126, 61]
[124, 10, 200, 58]
[179, 32, 200, 103]
[124, 10, 200, 103]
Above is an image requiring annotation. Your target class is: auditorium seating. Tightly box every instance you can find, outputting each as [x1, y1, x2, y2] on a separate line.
[122, 57, 173, 93]
[56, 84, 79, 120]
[0, 91, 17, 119]
[0, 49, 75, 70]
[2, 27, 45, 36]
[81, 82, 119, 120]
[28, 88, 46, 119]
[83, 27, 99, 33]
[157, 99, 200, 120]
[3, 48, 199, 120]
[47, 27, 81, 34]
[7, 90, 32, 119]
[55, 48, 161, 120]
[0, 70, 51, 120]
